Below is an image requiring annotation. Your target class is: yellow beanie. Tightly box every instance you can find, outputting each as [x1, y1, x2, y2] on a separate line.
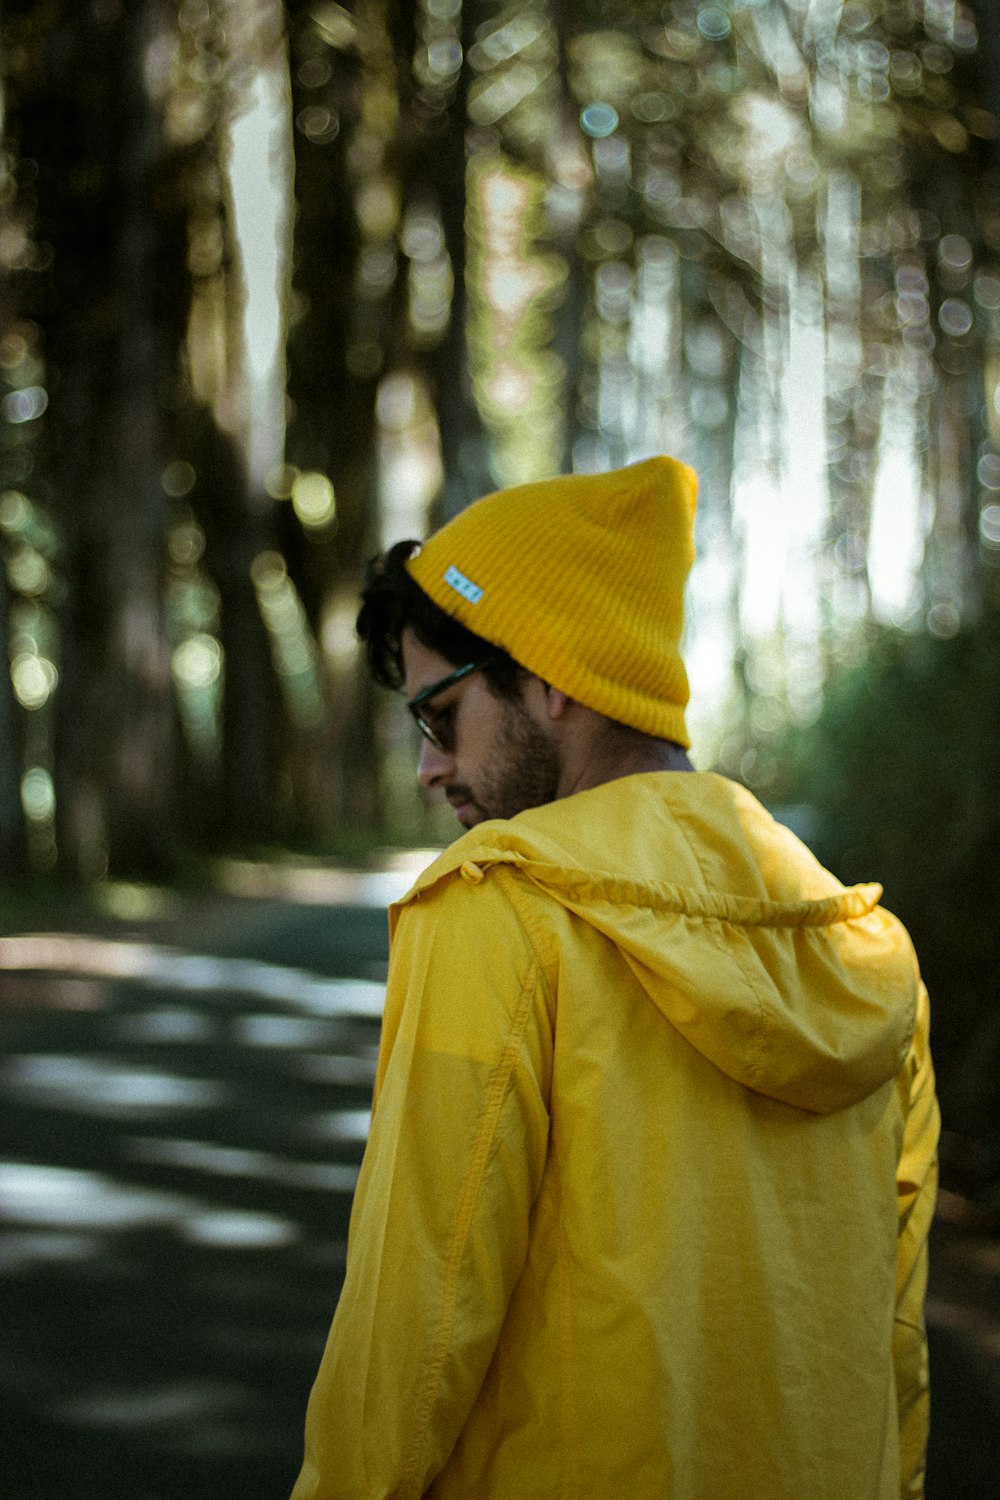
[405, 455, 698, 748]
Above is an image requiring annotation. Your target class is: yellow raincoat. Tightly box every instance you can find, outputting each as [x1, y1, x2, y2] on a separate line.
[292, 772, 939, 1500]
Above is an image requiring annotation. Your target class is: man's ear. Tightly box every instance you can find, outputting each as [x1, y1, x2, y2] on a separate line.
[543, 683, 571, 720]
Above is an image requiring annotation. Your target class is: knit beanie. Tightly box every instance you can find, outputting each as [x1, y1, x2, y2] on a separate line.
[405, 454, 697, 748]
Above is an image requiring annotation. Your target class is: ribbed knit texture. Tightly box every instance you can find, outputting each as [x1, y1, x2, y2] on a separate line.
[405, 455, 697, 747]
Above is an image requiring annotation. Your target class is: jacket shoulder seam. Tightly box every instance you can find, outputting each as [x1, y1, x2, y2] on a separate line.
[491, 865, 559, 1025]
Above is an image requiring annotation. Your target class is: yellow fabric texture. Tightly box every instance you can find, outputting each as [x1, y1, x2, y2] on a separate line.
[292, 773, 939, 1500]
[404, 455, 697, 747]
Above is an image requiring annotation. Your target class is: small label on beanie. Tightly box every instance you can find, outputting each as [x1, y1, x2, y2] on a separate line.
[444, 565, 483, 604]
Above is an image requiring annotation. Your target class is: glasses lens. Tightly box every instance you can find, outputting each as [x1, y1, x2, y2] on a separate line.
[406, 657, 492, 752]
[411, 707, 446, 750]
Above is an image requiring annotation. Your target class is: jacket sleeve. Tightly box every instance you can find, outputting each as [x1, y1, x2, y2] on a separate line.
[291, 866, 553, 1500]
[893, 980, 939, 1500]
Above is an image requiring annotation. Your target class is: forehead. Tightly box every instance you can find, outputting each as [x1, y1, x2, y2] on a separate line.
[400, 627, 459, 698]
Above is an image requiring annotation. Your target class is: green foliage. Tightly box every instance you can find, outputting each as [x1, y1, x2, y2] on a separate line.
[772, 615, 1000, 1156]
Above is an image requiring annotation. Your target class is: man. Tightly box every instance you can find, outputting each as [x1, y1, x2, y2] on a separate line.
[292, 456, 939, 1500]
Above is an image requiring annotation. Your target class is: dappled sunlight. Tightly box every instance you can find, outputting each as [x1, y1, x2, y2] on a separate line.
[179, 1208, 299, 1249]
[93, 879, 181, 923]
[219, 2, 293, 491]
[252, 551, 327, 733]
[466, 150, 567, 486]
[375, 371, 444, 549]
[215, 851, 439, 905]
[305, 1109, 373, 1144]
[1, 1161, 219, 1230]
[0, 888, 385, 1496]
[0, 1162, 311, 1264]
[2, 1055, 228, 1117]
[56, 1378, 251, 1433]
[126, 1135, 360, 1194]
[0, 933, 386, 1016]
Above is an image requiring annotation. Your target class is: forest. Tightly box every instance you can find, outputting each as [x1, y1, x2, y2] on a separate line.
[1, 0, 999, 1166]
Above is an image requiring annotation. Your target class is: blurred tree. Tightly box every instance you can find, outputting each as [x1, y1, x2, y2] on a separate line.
[0, 62, 29, 876]
[0, 565, 27, 875]
[769, 613, 1000, 1188]
[969, 0, 1000, 137]
[169, 0, 291, 852]
[281, 0, 396, 831]
[281, 0, 491, 834]
[1, 0, 999, 879]
[1, 0, 187, 879]
[0, 0, 296, 875]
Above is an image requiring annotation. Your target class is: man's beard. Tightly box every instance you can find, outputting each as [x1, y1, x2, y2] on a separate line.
[447, 696, 562, 825]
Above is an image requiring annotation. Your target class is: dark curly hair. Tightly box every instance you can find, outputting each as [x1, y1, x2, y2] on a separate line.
[356, 540, 526, 700]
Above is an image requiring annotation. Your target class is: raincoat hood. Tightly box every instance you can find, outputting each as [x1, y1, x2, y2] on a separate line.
[394, 772, 919, 1116]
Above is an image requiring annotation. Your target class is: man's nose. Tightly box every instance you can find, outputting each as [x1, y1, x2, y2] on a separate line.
[417, 736, 453, 790]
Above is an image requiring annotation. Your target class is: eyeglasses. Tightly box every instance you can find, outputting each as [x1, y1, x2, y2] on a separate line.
[406, 658, 494, 751]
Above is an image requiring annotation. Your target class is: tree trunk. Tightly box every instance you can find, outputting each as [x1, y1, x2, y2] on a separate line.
[0, 567, 27, 877]
[18, 0, 185, 878]
[186, 408, 284, 849]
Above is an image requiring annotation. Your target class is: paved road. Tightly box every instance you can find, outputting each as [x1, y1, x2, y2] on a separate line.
[1, 873, 997, 1499]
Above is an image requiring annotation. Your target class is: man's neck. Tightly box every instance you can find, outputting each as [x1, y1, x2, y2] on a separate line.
[556, 732, 694, 800]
